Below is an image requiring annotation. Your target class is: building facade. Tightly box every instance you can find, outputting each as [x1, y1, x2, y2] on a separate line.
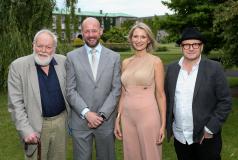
[52, 8, 137, 41]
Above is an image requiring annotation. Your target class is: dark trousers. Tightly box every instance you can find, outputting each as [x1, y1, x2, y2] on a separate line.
[174, 133, 222, 160]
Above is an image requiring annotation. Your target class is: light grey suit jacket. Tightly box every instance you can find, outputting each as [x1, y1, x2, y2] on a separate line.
[8, 54, 69, 156]
[65, 45, 121, 131]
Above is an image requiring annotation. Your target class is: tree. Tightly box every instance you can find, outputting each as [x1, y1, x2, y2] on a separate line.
[213, 0, 238, 66]
[103, 27, 128, 43]
[61, 0, 78, 42]
[56, 14, 62, 42]
[120, 19, 136, 32]
[0, 0, 78, 90]
[161, 0, 221, 54]
[0, 0, 55, 90]
[143, 16, 162, 39]
[65, 14, 71, 42]
[66, 0, 77, 18]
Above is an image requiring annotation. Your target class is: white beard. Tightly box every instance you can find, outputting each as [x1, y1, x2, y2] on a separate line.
[33, 51, 54, 66]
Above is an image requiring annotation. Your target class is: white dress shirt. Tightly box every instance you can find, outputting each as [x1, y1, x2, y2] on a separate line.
[85, 44, 102, 71]
[173, 56, 200, 145]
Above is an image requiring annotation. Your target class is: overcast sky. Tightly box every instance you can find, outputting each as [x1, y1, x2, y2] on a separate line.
[56, 0, 173, 17]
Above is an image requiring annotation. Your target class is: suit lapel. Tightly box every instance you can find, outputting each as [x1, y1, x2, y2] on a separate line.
[96, 47, 109, 82]
[170, 63, 181, 99]
[193, 59, 205, 99]
[28, 57, 42, 112]
[54, 56, 70, 109]
[54, 57, 64, 96]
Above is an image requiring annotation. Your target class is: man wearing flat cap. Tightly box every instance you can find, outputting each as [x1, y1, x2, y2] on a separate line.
[165, 27, 232, 160]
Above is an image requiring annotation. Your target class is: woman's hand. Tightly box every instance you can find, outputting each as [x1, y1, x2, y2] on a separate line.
[156, 127, 165, 144]
[114, 117, 123, 140]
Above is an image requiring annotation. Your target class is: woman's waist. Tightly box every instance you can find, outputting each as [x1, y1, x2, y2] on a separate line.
[123, 85, 155, 95]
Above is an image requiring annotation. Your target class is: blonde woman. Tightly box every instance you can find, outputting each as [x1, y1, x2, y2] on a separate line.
[114, 22, 166, 160]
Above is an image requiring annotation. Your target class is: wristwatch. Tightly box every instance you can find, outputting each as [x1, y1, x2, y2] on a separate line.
[99, 112, 106, 120]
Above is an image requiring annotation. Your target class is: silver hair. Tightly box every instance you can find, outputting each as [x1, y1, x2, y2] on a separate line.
[33, 29, 57, 48]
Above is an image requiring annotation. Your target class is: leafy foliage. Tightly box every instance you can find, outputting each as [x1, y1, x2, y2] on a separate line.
[213, 0, 238, 67]
[56, 14, 62, 42]
[161, 0, 221, 54]
[0, 0, 55, 90]
[143, 16, 162, 38]
[161, 0, 238, 66]
[120, 19, 136, 31]
[72, 38, 85, 47]
[103, 43, 131, 52]
[0, 0, 79, 89]
[57, 42, 75, 55]
[65, 14, 71, 42]
[103, 27, 128, 43]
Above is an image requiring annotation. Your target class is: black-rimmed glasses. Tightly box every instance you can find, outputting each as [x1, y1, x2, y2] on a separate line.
[181, 43, 202, 50]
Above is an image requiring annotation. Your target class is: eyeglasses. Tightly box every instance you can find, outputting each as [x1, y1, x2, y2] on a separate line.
[35, 44, 54, 51]
[181, 43, 202, 50]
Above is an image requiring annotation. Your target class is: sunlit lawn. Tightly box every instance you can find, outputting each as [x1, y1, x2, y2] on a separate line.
[119, 43, 182, 64]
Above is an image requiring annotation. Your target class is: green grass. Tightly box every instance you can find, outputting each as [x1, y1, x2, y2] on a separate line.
[227, 77, 238, 88]
[119, 43, 182, 64]
[221, 98, 238, 159]
[1, 91, 237, 159]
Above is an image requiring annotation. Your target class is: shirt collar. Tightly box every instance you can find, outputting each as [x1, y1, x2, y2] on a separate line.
[84, 43, 102, 55]
[178, 55, 201, 68]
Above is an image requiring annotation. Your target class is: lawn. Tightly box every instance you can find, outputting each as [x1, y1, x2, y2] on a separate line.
[227, 77, 238, 88]
[0, 92, 237, 160]
[119, 43, 182, 64]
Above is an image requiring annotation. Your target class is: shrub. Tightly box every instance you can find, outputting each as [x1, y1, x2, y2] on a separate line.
[71, 38, 105, 48]
[72, 38, 84, 47]
[103, 43, 131, 52]
[103, 27, 128, 43]
[57, 42, 75, 55]
[155, 46, 168, 52]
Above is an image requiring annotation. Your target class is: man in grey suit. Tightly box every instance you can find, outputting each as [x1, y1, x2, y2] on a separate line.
[8, 29, 69, 160]
[65, 17, 121, 160]
[165, 27, 232, 160]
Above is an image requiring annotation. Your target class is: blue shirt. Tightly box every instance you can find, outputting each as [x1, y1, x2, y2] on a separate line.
[36, 58, 65, 117]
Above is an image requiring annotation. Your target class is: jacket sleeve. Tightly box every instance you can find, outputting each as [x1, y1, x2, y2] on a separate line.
[206, 63, 232, 133]
[8, 62, 35, 139]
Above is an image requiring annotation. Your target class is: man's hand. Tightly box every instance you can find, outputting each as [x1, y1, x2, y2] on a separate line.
[24, 132, 39, 144]
[200, 131, 213, 144]
[85, 111, 103, 128]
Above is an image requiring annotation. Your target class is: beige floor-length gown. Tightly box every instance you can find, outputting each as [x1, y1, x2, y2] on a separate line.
[121, 54, 162, 160]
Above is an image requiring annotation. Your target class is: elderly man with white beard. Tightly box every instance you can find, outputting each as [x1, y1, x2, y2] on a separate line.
[8, 29, 70, 160]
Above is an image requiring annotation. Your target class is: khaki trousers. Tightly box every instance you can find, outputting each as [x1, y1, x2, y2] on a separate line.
[25, 111, 67, 160]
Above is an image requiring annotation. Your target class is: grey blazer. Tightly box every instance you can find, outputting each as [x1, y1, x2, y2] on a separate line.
[165, 57, 232, 143]
[8, 54, 69, 156]
[65, 45, 121, 131]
